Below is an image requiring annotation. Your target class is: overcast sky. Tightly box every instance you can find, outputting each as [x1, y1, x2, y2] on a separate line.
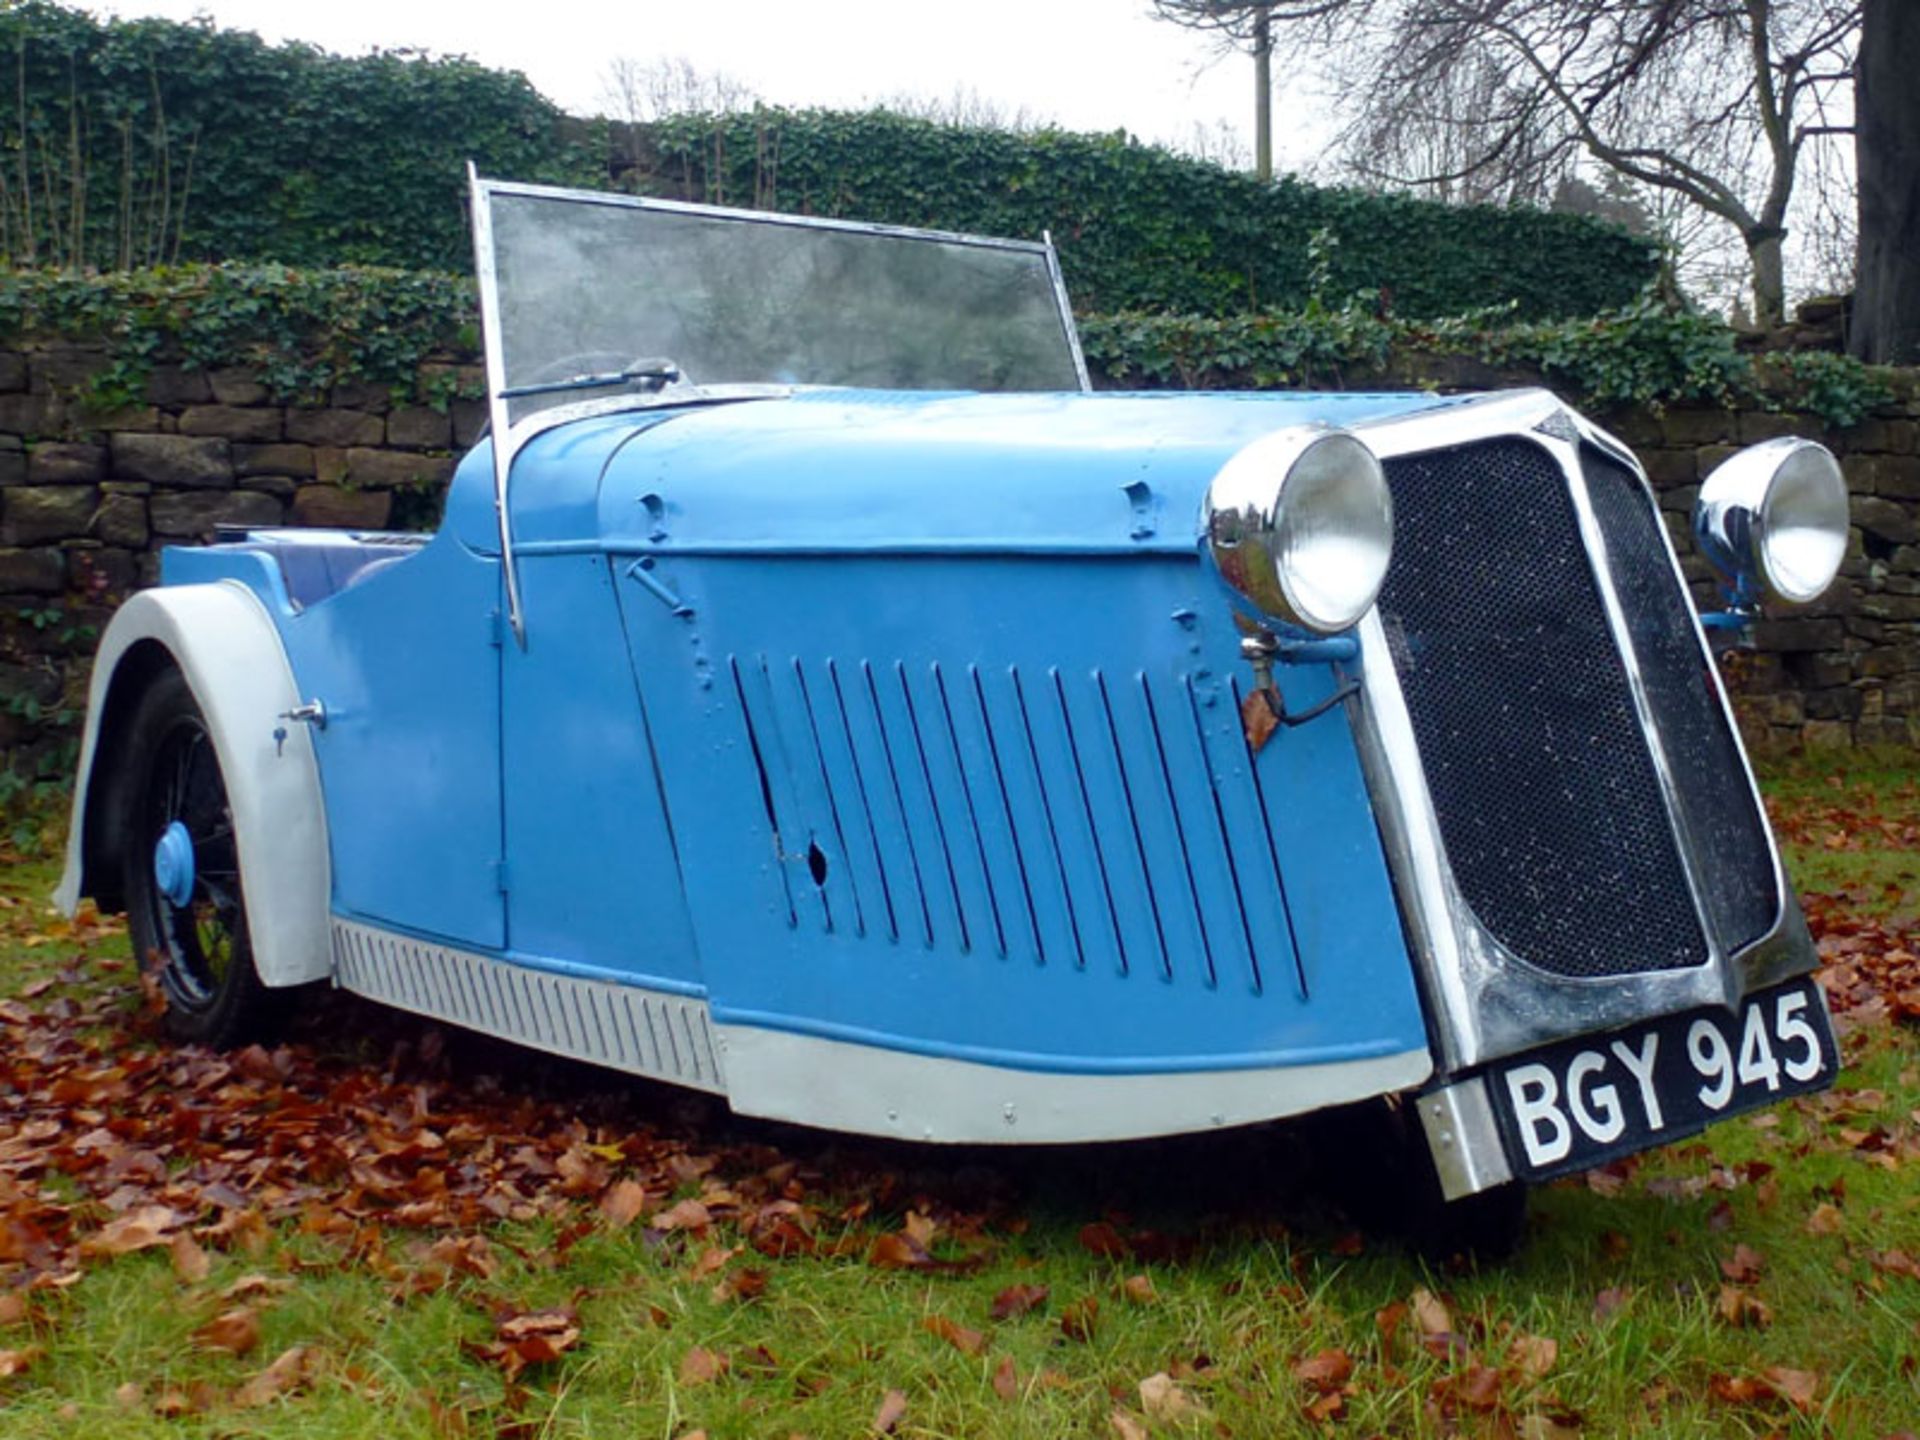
[91, 0, 1328, 168]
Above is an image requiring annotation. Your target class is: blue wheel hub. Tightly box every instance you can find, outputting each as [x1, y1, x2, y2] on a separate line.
[153, 820, 195, 909]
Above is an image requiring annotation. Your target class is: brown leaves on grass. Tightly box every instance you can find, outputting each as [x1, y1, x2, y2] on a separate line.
[679, 1345, 729, 1386]
[921, 1313, 986, 1355]
[192, 1307, 260, 1356]
[990, 1282, 1049, 1320]
[1710, 1366, 1821, 1412]
[1139, 1371, 1209, 1423]
[872, 1387, 908, 1433]
[1716, 1286, 1774, 1328]
[464, 1308, 581, 1382]
[231, 1346, 319, 1408]
[1059, 1295, 1100, 1343]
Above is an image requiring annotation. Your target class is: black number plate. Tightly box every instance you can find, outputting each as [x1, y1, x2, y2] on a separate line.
[1487, 977, 1837, 1182]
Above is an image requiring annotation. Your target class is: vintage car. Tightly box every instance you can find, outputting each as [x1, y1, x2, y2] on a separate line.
[57, 173, 1846, 1236]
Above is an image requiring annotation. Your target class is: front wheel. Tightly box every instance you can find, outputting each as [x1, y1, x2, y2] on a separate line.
[119, 669, 280, 1047]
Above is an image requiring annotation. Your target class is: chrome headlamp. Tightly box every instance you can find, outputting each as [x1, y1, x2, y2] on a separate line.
[1694, 438, 1848, 605]
[1202, 427, 1394, 634]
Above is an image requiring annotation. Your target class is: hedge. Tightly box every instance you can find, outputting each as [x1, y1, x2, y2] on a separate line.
[0, 3, 1656, 322]
[0, 265, 1889, 430]
[632, 109, 1662, 321]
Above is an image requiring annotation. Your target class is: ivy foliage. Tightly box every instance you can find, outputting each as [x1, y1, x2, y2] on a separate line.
[631, 109, 1661, 322]
[0, 2, 596, 273]
[1082, 301, 1895, 429]
[0, 264, 1891, 431]
[0, 264, 478, 407]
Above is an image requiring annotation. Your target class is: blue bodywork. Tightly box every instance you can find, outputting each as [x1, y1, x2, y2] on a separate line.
[167, 387, 1462, 1078]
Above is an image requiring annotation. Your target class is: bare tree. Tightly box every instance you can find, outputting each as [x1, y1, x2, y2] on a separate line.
[1851, 0, 1920, 362]
[600, 55, 758, 123]
[1169, 2, 1860, 327]
[1149, 3, 1351, 180]
[870, 84, 1051, 132]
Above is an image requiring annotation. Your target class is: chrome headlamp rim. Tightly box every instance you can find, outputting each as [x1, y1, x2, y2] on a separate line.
[1201, 425, 1394, 635]
[1694, 437, 1848, 607]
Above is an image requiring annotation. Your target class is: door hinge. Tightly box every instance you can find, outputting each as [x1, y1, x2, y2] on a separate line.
[493, 860, 510, 893]
[488, 609, 505, 648]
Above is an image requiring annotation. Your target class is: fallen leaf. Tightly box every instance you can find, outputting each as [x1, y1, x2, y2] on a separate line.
[1716, 1286, 1773, 1328]
[1110, 1407, 1150, 1440]
[170, 1233, 211, 1284]
[1410, 1286, 1452, 1337]
[599, 1179, 648, 1228]
[990, 1282, 1049, 1321]
[652, 1198, 711, 1232]
[1120, 1273, 1157, 1305]
[194, 1307, 261, 1357]
[922, 1314, 986, 1356]
[711, 1267, 768, 1304]
[1594, 1286, 1630, 1321]
[1720, 1243, 1765, 1283]
[992, 1354, 1018, 1401]
[232, 1346, 317, 1408]
[680, 1346, 729, 1385]
[1292, 1349, 1352, 1391]
[0, 1346, 39, 1378]
[1805, 1202, 1845, 1235]
[1060, 1295, 1099, 1343]
[1078, 1221, 1129, 1259]
[219, 1274, 293, 1302]
[1762, 1366, 1820, 1411]
[1139, 1370, 1208, 1422]
[1508, 1333, 1558, 1378]
[873, 1387, 908, 1434]
[78, 1205, 177, 1258]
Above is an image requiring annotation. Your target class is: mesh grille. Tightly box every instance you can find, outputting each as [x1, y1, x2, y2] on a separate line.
[1376, 438, 1707, 979]
[1581, 448, 1779, 950]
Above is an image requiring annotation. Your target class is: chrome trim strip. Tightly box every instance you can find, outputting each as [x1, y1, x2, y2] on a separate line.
[1539, 427, 1733, 998]
[331, 918, 726, 1094]
[1041, 228, 1092, 394]
[476, 176, 1059, 256]
[468, 163, 526, 648]
[1346, 392, 1817, 1070]
[1416, 1080, 1513, 1200]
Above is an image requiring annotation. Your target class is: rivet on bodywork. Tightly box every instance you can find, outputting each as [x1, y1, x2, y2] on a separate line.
[1122, 480, 1156, 540]
[638, 492, 669, 542]
[1002, 1103, 1017, 1126]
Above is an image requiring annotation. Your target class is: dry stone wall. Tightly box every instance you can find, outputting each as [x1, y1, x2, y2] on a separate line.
[0, 339, 1914, 785]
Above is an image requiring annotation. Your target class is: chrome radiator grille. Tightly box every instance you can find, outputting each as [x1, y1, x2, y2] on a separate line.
[1374, 436, 1740, 981]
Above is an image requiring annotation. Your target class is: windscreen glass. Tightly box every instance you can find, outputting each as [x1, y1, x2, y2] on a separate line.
[483, 188, 1082, 425]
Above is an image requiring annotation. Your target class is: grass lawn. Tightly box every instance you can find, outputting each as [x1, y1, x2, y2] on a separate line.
[0, 755, 1913, 1438]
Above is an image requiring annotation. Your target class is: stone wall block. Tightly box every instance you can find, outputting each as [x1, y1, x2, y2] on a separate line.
[69, 545, 138, 599]
[0, 547, 66, 593]
[332, 448, 455, 489]
[179, 405, 285, 443]
[0, 392, 57, 435]
[386, 406, 451, 449]
[451, 400, 488, 449]
[2, 486, 98, 545]
[27, 443, 104, 485]
[87, 405, 165, 433]
[235, 443, 316, 478]
[0, 447, 22, 487]
[145, 367, 213, 406]
[93, 493, 148, 548]
[1854, 495, 1919, 546]
[30, 348, 105, 392]
[1737, 410, 1811, 444]
[149, 489, 282, 538]
[292, 486, 394, 529]
[286, 409, 384, 447]
[110, 434, 233, 489]
[1664, 410, 1736, 446]
[328, 380, 393, 415]
[239, 476, 298, 500]
[0, 353, 26, 393]
[207, 369, 270, 406]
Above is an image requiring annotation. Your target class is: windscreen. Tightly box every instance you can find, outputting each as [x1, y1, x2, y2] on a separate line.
[481, 185, 1083, 426]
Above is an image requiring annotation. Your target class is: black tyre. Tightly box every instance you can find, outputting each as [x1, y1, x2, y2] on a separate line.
[119, 669, 280, 1047]
[1308, 1097, 1530, 1262]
